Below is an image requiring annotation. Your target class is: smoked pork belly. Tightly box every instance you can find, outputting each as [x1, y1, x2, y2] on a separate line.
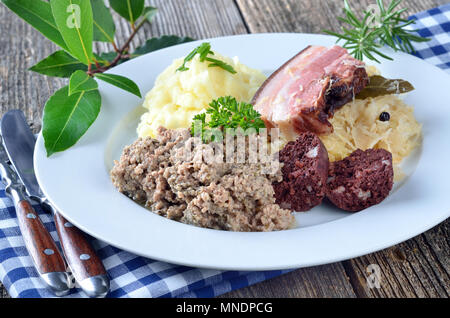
[252, 45, 369, 137]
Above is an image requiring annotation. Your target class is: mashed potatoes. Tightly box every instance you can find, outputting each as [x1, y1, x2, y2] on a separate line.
[137, 51, 266, 137]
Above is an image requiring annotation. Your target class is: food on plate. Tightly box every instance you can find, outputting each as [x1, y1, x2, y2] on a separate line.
[355, 75, 415, 99]
[365, 65, 381, 77]
[379, 111, 390, 121]
[252, 45, 368, 137]
[319, 94, 422, 179]
[250, 47, 421, 181]
[191, 96, 266, 143]
[111, 40, 424, 231]
[176, 42, 237, 74]
[111, 127, 294, 232]
[273, 132, 329, 212]
[137, 44, 266, 138]
[326, 149, 394, 212]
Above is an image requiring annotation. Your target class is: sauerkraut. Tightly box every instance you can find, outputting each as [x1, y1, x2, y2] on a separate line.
[320, 95, 422, 167]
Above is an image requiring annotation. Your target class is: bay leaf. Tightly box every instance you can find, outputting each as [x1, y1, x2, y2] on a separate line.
[94, 73, 141, 97]
[29, 50, 87, 78]
[2, 0, 69, 51]
[91, 0, 116, 43]
[69, 70, 98, 95]
[50, 0, 94, 65]
[43, 86, 101, 157]
[109, 0, 144, 24]
[356, 75, 415, 99]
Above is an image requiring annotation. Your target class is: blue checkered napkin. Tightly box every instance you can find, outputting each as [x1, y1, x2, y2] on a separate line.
[408, 3, 450, 73]
[0, 185, 289, 298]
[1, 5, 450, 299]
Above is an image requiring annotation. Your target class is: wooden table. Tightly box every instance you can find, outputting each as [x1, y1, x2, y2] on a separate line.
[0, 0, 448, 298]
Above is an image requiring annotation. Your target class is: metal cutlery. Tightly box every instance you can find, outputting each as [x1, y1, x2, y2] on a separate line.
[1, 110, 110, 298]
[0, 141, 71, 296]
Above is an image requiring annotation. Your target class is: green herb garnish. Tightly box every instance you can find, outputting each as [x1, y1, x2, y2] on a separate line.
[324, 0, 430, 62]
[177, 42, 237, 74]
[191, 96, 265, 142]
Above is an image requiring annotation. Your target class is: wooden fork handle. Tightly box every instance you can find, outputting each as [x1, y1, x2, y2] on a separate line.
[52, 207, 110, 298]
[15, 199, 71, 296]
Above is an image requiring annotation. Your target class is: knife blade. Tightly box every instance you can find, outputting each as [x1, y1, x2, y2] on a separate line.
[1, 110, 110, 298]
[0, 141, 71, 296]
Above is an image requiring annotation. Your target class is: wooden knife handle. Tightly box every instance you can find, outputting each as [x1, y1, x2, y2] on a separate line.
[16, 200, 67, 274]
[54, 212, 106, 279]
[53, 212, 109, 297]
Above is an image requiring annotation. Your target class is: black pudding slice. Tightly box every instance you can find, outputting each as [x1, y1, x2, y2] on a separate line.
[273, 132, 329, 212]
[326, 149, 394, 212]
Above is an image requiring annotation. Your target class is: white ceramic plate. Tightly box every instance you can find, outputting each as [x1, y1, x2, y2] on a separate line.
[34, 33, 450, 270]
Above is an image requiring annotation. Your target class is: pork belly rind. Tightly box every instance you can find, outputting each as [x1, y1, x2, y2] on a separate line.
[252, 45, 368, 138]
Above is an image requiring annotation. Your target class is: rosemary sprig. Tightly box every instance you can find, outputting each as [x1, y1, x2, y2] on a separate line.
[177, 42, 237, 73]
[324, 0, 430, 62]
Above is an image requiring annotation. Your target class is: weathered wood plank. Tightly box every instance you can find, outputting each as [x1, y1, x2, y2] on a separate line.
[236, 0, 448, 33]
[0, 284, 9, 298]
[343, 220, 449, 298]
[220, 263, 356, 298]
[0, 4, 63, 132]
[145, 0, 248, 39]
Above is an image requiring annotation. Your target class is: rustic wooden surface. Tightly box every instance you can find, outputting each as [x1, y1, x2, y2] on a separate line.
[0, 0, 448, 298]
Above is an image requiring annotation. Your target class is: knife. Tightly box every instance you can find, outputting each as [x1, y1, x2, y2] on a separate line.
[0, 141, 71, 296]
[1, 110, 110, 298]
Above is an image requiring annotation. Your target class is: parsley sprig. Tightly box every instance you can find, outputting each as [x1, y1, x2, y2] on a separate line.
[191, 96, 266, 142]
[177, 42, 237, 74]
[324, 0, 430, 62]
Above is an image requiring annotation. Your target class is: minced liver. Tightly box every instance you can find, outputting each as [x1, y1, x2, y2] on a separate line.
[326, 149, 394, 212]
[110, 127, 294, 231]
[273, 132, 329, 211]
